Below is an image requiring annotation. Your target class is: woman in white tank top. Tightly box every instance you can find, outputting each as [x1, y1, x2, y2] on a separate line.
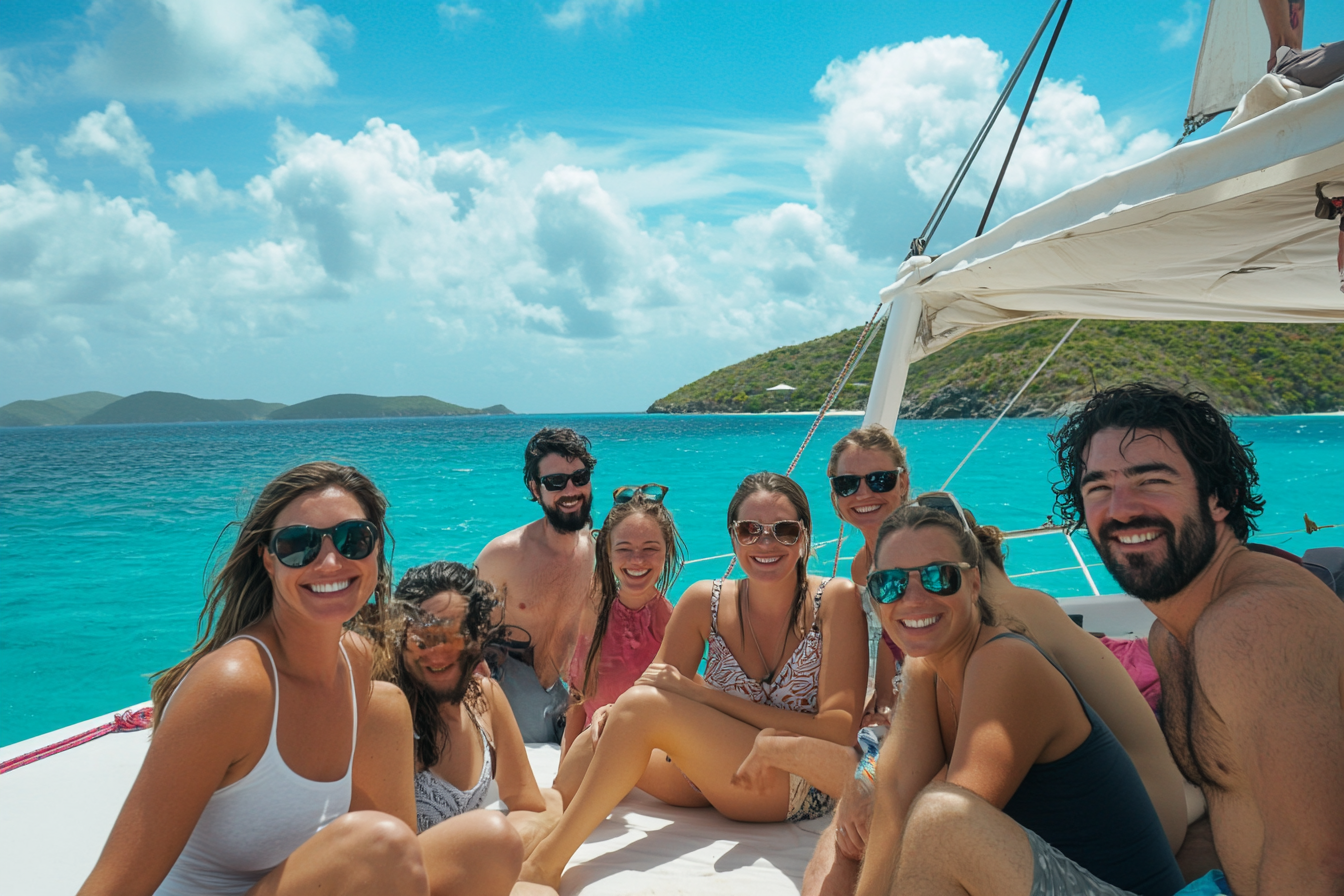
[77, 462, 528, 896]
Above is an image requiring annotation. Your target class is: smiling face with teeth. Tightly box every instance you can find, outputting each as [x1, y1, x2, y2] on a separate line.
[731, 489, 809, 585]
[402, 590, 481, 703]
[608, 512, 667, 606]
[261, 486, 381, 626]
[532, 453, 594, 533]
[873, 524, 982, 660]
[832, 446, 909, 538]
[1081, 427, 1227, 603]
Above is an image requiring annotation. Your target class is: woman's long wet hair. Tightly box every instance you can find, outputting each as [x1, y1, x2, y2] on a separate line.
[727, 472, 814, 639]
[150, 462, 393, 725]
[874, 503, 1005, 627]
[381, 561, 506, 770]
[580, 497, 686, 704]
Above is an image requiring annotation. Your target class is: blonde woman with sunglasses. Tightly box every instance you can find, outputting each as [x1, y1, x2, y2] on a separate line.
[520, 472, 867, 890]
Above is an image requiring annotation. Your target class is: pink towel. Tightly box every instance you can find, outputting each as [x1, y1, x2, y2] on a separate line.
[1100, 636, 1161, 714]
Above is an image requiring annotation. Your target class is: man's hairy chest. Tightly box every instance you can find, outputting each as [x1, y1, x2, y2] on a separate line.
[1159, 639, 1241, 792]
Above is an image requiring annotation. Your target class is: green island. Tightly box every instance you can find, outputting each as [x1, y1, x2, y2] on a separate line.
[0, 391, 513, 427]
[649, 319, 1344, 417]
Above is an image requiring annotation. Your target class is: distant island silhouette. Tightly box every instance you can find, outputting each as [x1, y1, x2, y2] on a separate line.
[0, 391, 514, 427]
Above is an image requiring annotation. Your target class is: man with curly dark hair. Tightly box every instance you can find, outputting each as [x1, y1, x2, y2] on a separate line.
[1051, 383, 1344, 894]
[475, 427, 597, 743]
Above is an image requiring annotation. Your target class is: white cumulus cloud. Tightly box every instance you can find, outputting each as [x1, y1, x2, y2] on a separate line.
[1159, 1, 1203, 50]
[809, 35, 1170, 259]
[58, 101, 156, 180]
[545, 0, 645, 30]
[167, 168, 239, 210]
[438, 2, 483, 30]
[66, 0, 351, 114]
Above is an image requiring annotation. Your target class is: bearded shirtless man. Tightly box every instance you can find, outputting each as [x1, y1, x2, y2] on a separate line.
[476, 428, 596, 744]
[1053, 384, 1344, 895]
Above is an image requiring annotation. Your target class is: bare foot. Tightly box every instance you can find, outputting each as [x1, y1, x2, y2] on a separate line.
[731, 728, 781, 791]
[518, 856, 564, 893]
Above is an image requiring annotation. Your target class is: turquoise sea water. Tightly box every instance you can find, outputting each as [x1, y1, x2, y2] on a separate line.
[3, 413, 1342, 746]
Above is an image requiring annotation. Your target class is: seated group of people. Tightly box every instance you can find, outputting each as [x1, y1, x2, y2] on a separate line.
[78, 383, 1344, 896]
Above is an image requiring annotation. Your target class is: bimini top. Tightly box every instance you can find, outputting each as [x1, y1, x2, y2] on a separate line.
[864, 81, 1344, 425]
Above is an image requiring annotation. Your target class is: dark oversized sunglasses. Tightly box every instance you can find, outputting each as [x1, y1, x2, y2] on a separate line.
[830, 468, 903, 498]
[538, 468, 592, 491]
[613, 483, 668, 505]
[732, 519, 804, 546]
[269, 519, 378, 569]
[868, 562, 972, 604]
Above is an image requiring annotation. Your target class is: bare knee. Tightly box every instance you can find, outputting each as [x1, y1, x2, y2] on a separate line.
[609, 685, 667, 727]
[423, 810, 523, 896]
[902, 782, 988, 852]
[325, 811, 426, 885]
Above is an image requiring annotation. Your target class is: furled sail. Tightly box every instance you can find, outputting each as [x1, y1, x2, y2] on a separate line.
[866, 82, 1344, 428]
[1186, 0, 1272, 132]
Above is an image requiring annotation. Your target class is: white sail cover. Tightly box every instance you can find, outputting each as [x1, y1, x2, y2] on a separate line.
[1187, 0, 1272, 129]
[865, 82, 1344, 427]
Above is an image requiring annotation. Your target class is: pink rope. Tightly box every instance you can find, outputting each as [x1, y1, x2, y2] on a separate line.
[0, 707, 153, 776]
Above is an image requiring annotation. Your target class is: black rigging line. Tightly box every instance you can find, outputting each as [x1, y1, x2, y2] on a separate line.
[977, 0, 1075, 237]
[905, 0, 1064, 260]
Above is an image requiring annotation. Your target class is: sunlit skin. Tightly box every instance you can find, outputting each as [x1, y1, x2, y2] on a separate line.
[1079, 427, 1229, 626]
[833, 447, 910, 580]
[260, 486, 382, 631]
[534, 454, 591, 532]
[734, 491, 809, 586]
[402, 591, 473, 702]
[609, 513, 667, 610]
[873, 527, 982, 669]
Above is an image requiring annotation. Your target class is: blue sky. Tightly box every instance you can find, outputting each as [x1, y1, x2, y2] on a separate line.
[3, 0, 1341, 412]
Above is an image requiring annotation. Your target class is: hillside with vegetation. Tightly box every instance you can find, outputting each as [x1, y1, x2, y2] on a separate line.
[1, 391, 513, 427]
[649, 319, 1344, 417]
[270, 394, 511, 420]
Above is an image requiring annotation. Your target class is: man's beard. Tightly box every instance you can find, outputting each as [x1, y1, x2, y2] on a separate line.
[1094, 500, 1217, 602]
[543, 493, 592, 533]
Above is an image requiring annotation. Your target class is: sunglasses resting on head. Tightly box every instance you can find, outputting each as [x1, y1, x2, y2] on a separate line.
[268, 519, 378, 568]
[613, 483, 668, 505]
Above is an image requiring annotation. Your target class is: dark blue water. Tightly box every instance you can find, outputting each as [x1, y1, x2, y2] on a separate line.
[3, 413, 1340, 745]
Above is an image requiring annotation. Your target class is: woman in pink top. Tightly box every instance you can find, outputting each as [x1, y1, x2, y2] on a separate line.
[560, 488, 683, 759]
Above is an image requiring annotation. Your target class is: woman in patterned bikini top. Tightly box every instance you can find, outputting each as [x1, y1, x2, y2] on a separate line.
[522, 472, 868, 891]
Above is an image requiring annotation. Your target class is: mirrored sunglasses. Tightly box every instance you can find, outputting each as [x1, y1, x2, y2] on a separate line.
[867, 562, 972, 604]
[732, 519, 804, 546]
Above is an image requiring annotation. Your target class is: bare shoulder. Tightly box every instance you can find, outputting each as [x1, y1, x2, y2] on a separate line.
[161, 640, 274, 736]
[969, 631, 1058, 688]
[475, 524, 530, 570]
[1194, 552, 1344, 686]
[364, 679, 411, 726]
[816, 575, 860, 616]
[998, 584, 1066, 629]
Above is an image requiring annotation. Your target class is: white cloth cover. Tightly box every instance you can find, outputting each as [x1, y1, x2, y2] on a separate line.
[865, 81, 1344, 427]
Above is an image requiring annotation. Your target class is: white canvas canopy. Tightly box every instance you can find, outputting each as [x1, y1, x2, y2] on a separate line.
[1186, 0, 1272, 131]
[865, 81, 1344, 428]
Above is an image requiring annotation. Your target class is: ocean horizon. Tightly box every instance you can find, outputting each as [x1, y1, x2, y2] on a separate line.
[4, 412, 1341, 746]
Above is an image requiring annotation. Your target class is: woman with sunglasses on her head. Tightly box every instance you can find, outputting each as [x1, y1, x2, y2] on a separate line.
[78, 462, 525, 896]
[558, 487, 680, 764]
[853, 504, 1183, 896]
[519, 472, 868, 890]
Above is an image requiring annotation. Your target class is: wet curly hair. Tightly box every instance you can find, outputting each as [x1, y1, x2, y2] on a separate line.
[1051, 383, 1263, 541]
